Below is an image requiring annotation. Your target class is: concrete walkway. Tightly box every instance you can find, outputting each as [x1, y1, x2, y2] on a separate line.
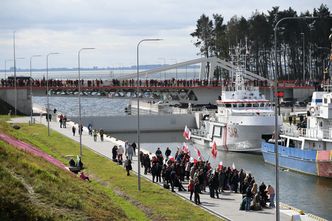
[9, 116, 319, 221]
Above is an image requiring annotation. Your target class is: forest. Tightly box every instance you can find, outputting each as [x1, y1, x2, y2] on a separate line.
[191, 4, 332, 82]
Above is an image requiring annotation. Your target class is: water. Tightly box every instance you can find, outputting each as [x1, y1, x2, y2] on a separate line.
[31, 68, 332, 220]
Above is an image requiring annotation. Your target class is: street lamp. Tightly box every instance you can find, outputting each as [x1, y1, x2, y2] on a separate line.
[13, 31, 17, 115]
[46, 52, 60, 136]
[30, 55, 42, 125]
[137, 38, 162, 191]
[274, 16, 317, 221]
[78, 47, 95, 158]
[301, 33, 305, 82]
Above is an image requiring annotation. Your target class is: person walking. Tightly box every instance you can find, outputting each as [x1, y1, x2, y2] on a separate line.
[59, 114, 64, 128]
[188, 178, 194, 201]
[117, 145, 124, 164]
[88, 123, 93, 136]
[124, 156, 132, 176]
[126, 143, 134, 161]
[99, 128, 104, 141]
[63, 115, 67, 128]
[93, 129, 98, 142]
[267, 184, 275, 208]
[72, 125, 76, 136]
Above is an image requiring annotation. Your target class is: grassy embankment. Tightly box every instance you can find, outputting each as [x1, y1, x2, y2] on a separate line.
[0, 116, 222, 221]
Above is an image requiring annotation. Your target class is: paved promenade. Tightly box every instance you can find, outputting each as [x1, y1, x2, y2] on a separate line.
[10, 116, 319, 221]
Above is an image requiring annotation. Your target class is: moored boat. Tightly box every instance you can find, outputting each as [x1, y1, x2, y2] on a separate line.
[262, 90, 332, 178]
[190, 47, 282, 152]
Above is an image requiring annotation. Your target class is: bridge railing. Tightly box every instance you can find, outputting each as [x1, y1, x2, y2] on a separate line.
[0, 78, 319, 89]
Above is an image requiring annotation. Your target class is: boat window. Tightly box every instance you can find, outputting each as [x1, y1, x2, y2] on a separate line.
[253, 103, 259, 107]
[225, 104, 231, 108]
[246, 103, 252, 107]
[213, 126, 222, 137]
[260, 103, 265, 107]
[324, 98, 327, 104]
[238, 103, 244, 108]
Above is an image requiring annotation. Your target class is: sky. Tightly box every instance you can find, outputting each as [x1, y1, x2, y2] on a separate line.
[0, 0, 331, 69]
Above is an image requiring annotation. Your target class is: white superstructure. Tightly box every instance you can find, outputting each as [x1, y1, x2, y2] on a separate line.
[191, 47, 282, 152]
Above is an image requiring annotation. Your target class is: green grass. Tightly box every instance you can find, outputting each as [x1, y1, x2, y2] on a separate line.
[0, 116, 222, 221]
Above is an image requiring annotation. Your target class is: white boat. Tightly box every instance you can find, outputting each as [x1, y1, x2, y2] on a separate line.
[262, 87, 332, 177]
[190, 49, 282, 152]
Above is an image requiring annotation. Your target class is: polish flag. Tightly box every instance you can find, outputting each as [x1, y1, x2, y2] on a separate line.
[183, 125, 191, 140]
[194, 146, 203, 161]
[168, 156, 175, 161]
[182, 142, 189, 153]
[232, 162, 236, 170]
[211, 141, 217, 159]
[218, 161, 223, 170]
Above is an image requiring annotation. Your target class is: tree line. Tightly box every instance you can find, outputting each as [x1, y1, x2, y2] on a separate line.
[191, 4, 332, 81]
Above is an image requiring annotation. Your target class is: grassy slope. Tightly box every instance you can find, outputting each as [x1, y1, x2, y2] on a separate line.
[0, 116, 222, 221]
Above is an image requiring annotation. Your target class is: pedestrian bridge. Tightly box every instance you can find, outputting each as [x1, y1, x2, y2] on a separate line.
[0, 56, 317, 114]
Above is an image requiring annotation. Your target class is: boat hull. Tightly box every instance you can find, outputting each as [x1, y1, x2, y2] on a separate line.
[261, 141, 332, 178]
[191, 124, 275, 152]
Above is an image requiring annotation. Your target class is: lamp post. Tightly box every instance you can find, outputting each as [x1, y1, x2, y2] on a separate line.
[46, 52, 59, 136]
[30, 54, 41, 124]
[13, 31, 17, 115]
[29, 55, 42, 125]
[301, 33, 305, 82]
[274, 16, 317, 221]
[78, 48, 95, 158]
[137, 38, 162, 191]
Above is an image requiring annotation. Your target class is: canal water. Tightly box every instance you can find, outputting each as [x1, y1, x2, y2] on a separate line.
[32, 94, 332, 220]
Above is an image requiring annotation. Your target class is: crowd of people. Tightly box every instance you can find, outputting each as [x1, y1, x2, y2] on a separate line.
[59, 113, 275, 212]
[1, 77, 274, 89]
[131, 146, 275, 210]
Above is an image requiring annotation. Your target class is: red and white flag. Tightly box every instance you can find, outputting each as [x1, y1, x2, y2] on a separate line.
[218, 161, 223, 170]
[211, 141, 217, 159]
[183, 125, 191, 140]
[194, 146, 203, 161]
[182, 142, 189, 153]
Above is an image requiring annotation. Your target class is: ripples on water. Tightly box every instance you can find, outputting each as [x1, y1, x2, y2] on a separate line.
[32, 95, 332, 220]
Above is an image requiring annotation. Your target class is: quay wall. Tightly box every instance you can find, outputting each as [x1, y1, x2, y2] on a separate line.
[0, 89, 31, 115]
[70, 114, 196, 132]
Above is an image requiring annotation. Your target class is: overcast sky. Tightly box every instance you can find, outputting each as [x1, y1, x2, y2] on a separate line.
[0, 0, 331, 69]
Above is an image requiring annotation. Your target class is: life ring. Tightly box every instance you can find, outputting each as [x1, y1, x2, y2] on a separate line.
[309, 107, 315, 114]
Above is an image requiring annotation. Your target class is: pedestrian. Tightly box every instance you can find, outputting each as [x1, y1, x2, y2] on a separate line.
[93, 129, 98, 142]
[194, 177, 201, 205]
[72, 125, 76, 136]
[131, 142, 137, 155]
[112, 145, 118, 162]
[99, 128, 104, 141]
[267, 184, 275, 208]
[188, 178, 194, 201]
[117, 145, 124, 164]
[165, 147, 171, 159]
[88, 123, 92, 136]
[126, 143, 134, 160]
[59, 114, 63, 128]
[124, 156, 132, 176]
[63, 115, 67, 128]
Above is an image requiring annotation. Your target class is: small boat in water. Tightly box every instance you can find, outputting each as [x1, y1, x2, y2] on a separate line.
[262, 89, 332, 178]
[190, 47, 282, 152]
